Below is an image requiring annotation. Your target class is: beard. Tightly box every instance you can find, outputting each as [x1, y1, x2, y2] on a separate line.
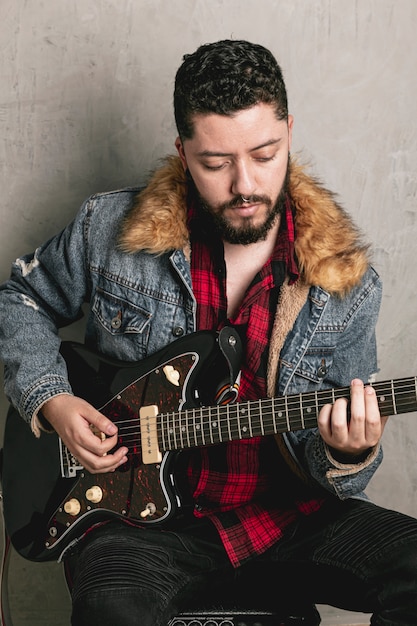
[192, 160, 290, 245]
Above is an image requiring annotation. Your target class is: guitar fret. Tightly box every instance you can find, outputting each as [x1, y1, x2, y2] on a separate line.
[414, 376, 417, 410]
[165, 411, 171, 449]
[164, 412, 169, 449]
[178, 409, 185, 450]
[226, 406, 232, 441]
[169, 412, 174, 449]
[163, 412, 167, 449]
[191, 409, 197, 447]
[205, 408, 212, 445]
[236, 403, 242, 439]
[159, 413, 165, 451]
[171, 411, 178, 450]
[271, 398, 277, 434]
[248, 404, 254, 438]
[216, 405, 222, 443]
[175, 411, 182, 449]
[208, 407, 214, 444]
[299, 394, 305, 430]
[391, 380, 397, 415]
[259, 400, 264, 436]
[213, 407, 220, 444]
[199, 409, 205, 443]
[199, 408, 206, 446]
[285, 395, 290, 431]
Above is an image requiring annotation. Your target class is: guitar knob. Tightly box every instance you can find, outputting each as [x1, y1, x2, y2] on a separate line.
[86, 486, 103, 503]
[64, 498, 81, 516]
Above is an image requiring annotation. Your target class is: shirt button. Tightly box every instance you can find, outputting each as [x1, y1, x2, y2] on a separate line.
[173, 326, 184, 337]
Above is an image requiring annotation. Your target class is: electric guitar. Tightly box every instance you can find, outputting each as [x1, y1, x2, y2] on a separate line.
[2, 328, 417, 562]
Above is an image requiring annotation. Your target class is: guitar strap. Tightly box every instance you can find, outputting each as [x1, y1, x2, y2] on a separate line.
[215, 327, 243, 405]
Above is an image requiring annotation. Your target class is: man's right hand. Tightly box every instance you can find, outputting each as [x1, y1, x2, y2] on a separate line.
[41, 394, 129, 474]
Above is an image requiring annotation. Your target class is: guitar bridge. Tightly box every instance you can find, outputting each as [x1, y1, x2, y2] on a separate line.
[59, 440, 83, 478]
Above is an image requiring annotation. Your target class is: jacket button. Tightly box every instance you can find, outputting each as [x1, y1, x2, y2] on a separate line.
[173, 326, 184, 337]
[111, 314, 122, 329]
[317, 359, 327, 378]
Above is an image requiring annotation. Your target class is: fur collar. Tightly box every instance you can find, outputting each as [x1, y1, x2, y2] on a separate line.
[119, 156, 370, 296]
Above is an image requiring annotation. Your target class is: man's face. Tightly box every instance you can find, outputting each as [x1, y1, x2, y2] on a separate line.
[175, 102, 293, 244]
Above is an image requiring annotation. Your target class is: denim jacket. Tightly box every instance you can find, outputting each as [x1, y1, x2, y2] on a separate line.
[0, 157, 383, 501]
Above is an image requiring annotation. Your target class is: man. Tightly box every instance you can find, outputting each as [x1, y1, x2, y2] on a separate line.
[1, 40, 417, 626]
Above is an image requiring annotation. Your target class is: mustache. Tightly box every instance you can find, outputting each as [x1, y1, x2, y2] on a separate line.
[220, 194, 271, 211]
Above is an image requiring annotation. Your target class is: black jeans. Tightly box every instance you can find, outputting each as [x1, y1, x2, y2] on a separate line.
[69, 499, 417, 626]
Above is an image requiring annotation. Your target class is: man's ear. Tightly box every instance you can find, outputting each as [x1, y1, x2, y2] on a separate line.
[175, 137, 187, 171]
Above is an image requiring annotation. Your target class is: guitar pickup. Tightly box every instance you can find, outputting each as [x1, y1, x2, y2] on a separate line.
[139, 405, 163, 464]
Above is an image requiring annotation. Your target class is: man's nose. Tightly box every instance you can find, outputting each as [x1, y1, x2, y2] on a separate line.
[231, 161, 256, 198]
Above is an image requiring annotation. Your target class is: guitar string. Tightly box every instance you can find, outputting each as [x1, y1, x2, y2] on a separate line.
[110, 380, 417, 432]
[106, 383, 417, 452]
[109, 377, 417, 432]
[110, 384, 417, 434]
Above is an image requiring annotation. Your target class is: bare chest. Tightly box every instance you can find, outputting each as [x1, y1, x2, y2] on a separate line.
[224, 238, 276, 318]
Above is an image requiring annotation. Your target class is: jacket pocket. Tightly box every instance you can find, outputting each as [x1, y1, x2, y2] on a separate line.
[292, 345, 335, 388]
[92, 287, 152, 335]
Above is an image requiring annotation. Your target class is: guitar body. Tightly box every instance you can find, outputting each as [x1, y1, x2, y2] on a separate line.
[2, 329, 241, 562]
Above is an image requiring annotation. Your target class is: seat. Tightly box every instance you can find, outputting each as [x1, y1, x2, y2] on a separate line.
[168, 606, 320, 625]
[165, 576, 321, 626]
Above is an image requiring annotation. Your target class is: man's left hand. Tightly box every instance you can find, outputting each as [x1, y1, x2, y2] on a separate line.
[317, 379, 389, 458]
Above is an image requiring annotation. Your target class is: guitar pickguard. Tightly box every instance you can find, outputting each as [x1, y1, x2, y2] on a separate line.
[45, 353, 198, 554]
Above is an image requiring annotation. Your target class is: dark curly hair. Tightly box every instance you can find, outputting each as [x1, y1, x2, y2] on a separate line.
[174, 40, 288, 140]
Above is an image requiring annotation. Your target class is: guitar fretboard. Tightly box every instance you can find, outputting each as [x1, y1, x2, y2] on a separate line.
[156, 377, 417, 452]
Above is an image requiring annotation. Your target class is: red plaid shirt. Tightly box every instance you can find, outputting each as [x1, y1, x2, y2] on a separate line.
[187, 197, 325, 567]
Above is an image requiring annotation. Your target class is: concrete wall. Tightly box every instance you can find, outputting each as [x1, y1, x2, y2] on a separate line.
[1, 1, 416, 624]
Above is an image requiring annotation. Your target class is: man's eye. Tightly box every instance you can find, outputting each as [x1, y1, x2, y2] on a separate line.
[203, 163, 226, 171]
[254, 154, 275, 162]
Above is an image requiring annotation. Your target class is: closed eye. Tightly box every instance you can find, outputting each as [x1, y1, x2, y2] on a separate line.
[202, 162, 228, 171]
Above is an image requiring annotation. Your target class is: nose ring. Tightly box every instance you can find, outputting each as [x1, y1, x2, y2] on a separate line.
[241, 196, 250, 203]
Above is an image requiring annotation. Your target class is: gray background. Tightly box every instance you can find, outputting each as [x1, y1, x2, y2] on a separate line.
[1, 1, 416, 624]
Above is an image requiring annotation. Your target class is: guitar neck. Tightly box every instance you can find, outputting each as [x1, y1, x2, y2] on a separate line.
[157, 377, 417, 452]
